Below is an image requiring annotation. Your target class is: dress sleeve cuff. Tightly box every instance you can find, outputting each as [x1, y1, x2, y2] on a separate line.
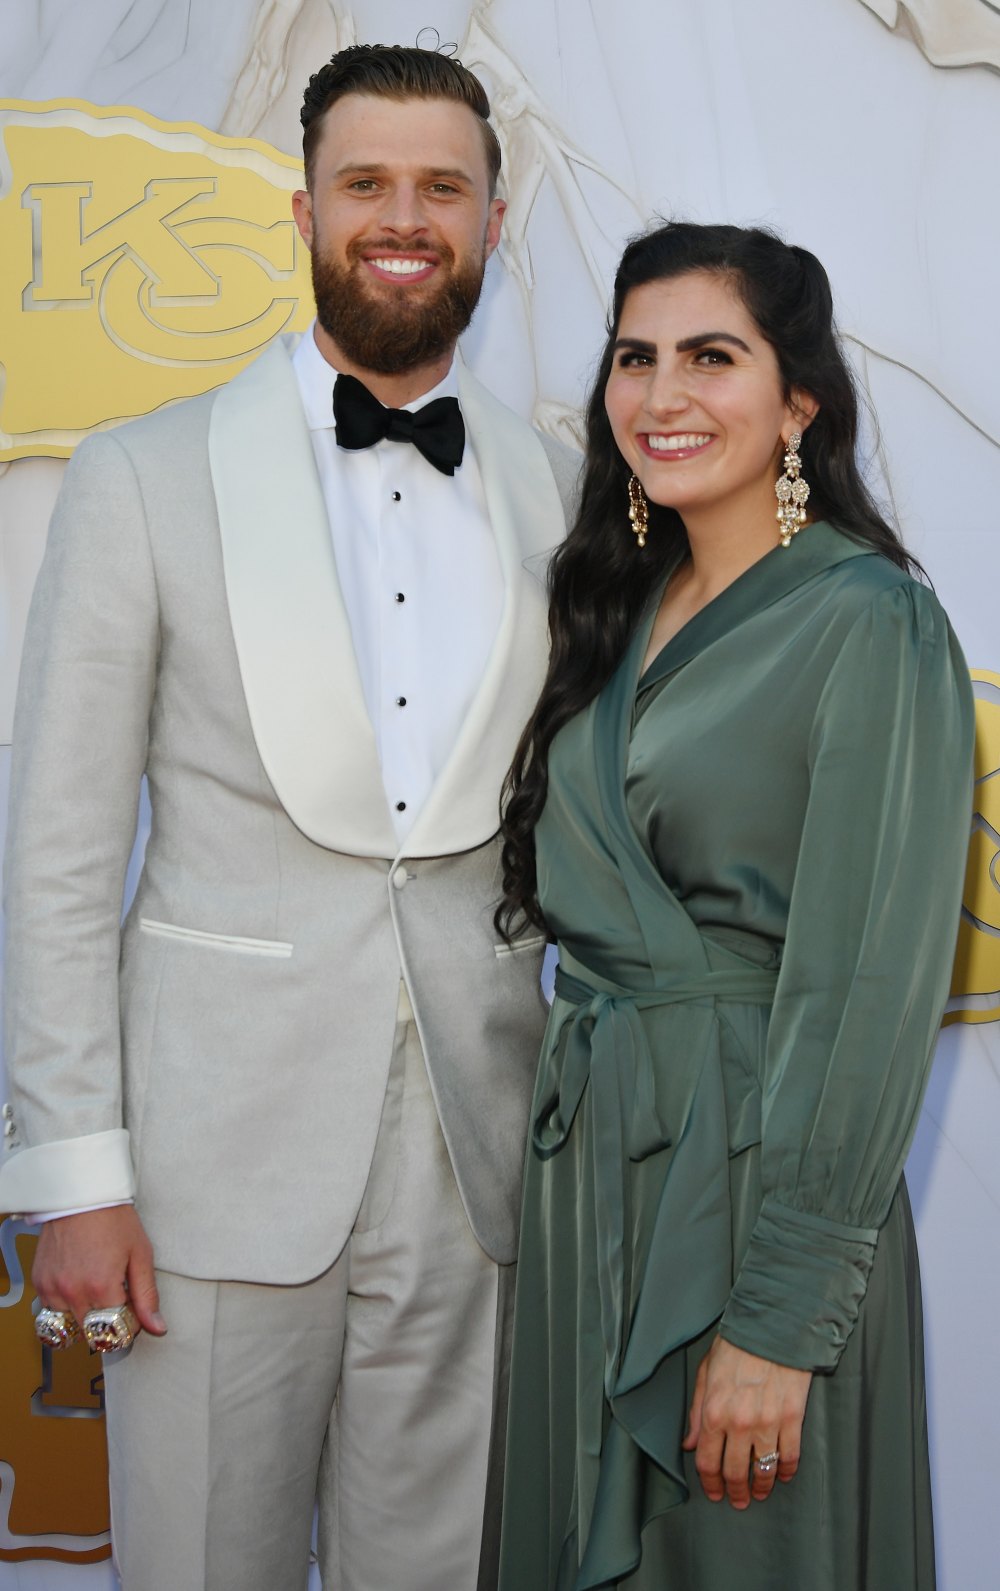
[0, 1130, 135, 1217]
[718, 1196, 879, 1372]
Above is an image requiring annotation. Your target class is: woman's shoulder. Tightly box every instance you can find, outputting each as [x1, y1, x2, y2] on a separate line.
[817, 523, 949, 635]
[803, 527, 970, 710]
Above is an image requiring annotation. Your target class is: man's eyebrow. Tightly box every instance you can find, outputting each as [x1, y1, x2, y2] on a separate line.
[675, 331, 752, 353]
[333, 162, 476, 184]
[421, 167, 476, 184]
[332, 161, 388, 177]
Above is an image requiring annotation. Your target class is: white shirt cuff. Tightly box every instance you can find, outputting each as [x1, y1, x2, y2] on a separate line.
[0, 1130, 135, 1217]
[28, 1199, 134, 1224]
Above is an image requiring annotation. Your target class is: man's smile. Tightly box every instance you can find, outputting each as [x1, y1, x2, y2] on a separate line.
[363, 254, 439, 283]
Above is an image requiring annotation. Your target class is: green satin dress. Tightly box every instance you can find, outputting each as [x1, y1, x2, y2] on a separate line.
[498, 523, 975, 1591]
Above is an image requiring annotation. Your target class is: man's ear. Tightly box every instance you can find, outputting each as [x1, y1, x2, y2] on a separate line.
[292, 188, 314, 250]
[484, 197, 506, 262]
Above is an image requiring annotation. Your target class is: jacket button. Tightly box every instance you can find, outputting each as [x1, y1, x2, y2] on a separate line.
[392, 868, 408, 890]
[1, 1103, 12, 1120]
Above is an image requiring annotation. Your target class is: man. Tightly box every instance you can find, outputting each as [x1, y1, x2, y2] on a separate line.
[0, 45, 577, 1591]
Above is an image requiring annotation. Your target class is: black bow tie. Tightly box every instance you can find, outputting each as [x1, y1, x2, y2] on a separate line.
[333, 373, 465, 476]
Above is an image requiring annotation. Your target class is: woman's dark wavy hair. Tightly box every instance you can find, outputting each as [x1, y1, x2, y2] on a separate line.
[496, 220, 922, 939]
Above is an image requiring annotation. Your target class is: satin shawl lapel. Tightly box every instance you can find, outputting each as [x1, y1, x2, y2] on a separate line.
[638, 522, 877, 698]
[399, 366, 564, 860]
[209, 338, 396, 857]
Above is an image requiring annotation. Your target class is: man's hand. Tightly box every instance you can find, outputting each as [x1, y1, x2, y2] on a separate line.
[32, 1206, 166, 1338]
[682, 1335, 810, 1508]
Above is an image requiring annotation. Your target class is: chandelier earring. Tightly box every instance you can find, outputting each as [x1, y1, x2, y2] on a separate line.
[775, 431, 810, 547]
[628, 474, 649, 549]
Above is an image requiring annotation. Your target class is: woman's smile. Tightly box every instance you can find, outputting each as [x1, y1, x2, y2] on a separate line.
[639, 431, 716, 459]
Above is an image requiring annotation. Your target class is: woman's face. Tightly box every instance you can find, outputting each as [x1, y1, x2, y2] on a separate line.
[604, 270, 813, 530]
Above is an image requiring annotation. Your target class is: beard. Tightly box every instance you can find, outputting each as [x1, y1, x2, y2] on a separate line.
[311, 233, 488, 376]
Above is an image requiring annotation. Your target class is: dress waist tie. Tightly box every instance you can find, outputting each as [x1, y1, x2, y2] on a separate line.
[534, 956, 778, 1587]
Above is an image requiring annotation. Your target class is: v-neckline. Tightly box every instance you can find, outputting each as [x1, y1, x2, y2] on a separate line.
[635, 522, 876, 699]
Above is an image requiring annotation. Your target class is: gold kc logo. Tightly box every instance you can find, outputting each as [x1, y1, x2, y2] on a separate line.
[0, 99, 316, 460]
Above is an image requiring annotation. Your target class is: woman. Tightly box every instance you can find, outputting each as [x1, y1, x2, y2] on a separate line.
[496, 223, 974, 1590]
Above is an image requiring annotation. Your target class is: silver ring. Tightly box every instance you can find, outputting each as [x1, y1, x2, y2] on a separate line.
[34, 1307, 83, 1348]
[755, 1449, 780, 1474]
[82, 1303, 139, 1353]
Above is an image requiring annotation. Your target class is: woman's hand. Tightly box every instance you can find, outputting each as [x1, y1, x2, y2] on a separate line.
[682, 1335, 811, 1508]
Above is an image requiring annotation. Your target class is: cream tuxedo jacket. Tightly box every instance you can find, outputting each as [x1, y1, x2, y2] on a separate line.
[0, 339, 578, 1282]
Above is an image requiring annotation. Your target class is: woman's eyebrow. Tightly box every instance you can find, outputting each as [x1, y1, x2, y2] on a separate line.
[612, 338, 657, 355]
[675, 331, 752, 353]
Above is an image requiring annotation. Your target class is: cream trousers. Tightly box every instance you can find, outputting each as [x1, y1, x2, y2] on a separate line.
[105, 984, 508, 1590]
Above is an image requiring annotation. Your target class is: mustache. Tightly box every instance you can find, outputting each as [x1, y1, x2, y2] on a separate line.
[346, 236, 455, 267]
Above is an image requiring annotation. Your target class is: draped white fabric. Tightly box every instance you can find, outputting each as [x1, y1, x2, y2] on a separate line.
[1, 2, 998, 1585]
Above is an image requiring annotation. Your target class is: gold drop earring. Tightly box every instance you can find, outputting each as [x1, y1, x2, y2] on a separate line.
[628, 474, 649, 549]
[775, 431, 810, 547]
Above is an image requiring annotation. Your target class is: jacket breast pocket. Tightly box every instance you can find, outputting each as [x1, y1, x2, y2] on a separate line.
[139, 918, 293, 957]
[493, 935, 548, 960]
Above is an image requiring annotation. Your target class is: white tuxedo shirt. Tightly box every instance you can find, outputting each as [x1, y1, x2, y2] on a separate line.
[293, 329, 503, 845]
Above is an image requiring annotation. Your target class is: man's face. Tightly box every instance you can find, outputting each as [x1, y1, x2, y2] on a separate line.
[293, 94, 505, 376]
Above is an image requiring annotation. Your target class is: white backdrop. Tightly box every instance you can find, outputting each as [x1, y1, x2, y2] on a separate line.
[1, 2, 998, 1586]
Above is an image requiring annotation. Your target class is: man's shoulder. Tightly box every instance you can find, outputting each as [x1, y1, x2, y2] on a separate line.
[103, 387, 218, 460]
[535, 430, 583, 515]
[88, 336, 299, 468]
[456, 364, 582, 517]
